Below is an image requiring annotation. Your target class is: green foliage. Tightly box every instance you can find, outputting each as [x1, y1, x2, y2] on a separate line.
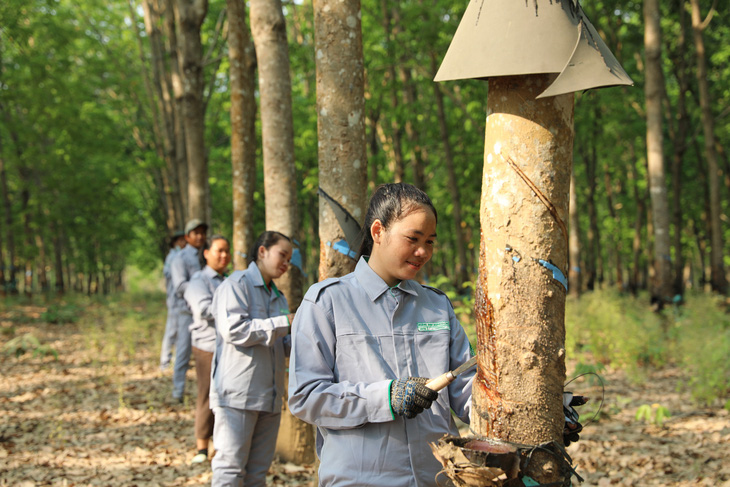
[565, 290, 668, 379]
[77, 291, 166, 364]
[566, 291, 730, 405]
[674, 294, 730, 407]
[41, 302, 81, 324]
[636, 403, 671, 427]
[2, 333, 58, 360]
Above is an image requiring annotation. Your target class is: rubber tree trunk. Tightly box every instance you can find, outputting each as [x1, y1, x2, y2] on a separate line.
[227, 0, 257, 271]
[175, 0, 208, 221]
[690, 0, 726, 294]
[431, 52, 469, 286]
[249, 0, 307, 464]
[670, 0, 689, 297]
[314, 0, 368, 281]
[568, 168, 581, 297]
[307, 0, 369, 469]
[644, 0, 673, 306]
[473, 74, 572, 484]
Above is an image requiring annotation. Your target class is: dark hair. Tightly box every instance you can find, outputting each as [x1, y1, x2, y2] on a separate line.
[200, 235, 230, 267]
[356, 183, 438, 259]
[250, 231, 291, 265]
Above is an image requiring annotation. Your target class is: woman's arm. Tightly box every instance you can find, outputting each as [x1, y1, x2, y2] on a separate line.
[213, 279, 289, 348]
[288, 299, 394, 429]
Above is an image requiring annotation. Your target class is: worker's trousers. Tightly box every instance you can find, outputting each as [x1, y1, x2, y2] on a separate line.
[159, 307, 178, 370]
[171, 311, 193, 399]
[211, 406, 281, 487]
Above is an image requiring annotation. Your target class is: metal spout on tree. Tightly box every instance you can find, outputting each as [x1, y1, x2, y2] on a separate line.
[432, 0, 632, 484]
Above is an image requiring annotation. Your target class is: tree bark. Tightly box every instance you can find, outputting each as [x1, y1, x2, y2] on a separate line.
[314, 0, 368, 281]
[568, 168, 581, 297]
[175, 0, 209, 221]
[380, 1, 404, 183]
[249, 0, 306, 462]
[137, 0, 185, 232]
[581, 115, 599, 291]
[430, 52, 470, 286]
[399, 66, 426, 190]
[164, 0, 190, 223]
[668, 0, 690, 297]
[628, 145, 647, 295]
[0, 112, 18, 294]
[227, 0, 258, 271]
[474, 75, 572, 484]
[52, 220, 64, 294]
[690, 0, 726, 294]
[20, 168, 33, 296]
[603, 166, 623, 290]
[644, 0, 673, 307]
[250, 0, 301, 306]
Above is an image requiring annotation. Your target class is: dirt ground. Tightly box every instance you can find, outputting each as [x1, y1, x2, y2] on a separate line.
[1, 308, 729, 487]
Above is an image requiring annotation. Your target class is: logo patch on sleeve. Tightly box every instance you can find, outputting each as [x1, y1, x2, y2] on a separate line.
[417, 321, 450, 332]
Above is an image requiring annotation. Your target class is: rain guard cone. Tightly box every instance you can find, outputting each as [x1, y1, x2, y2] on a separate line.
[434, 0, 633, 98]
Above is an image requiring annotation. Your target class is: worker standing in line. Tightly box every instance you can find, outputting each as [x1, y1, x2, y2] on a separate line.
[184, 235, 231, 465]
[288, 183, 475, 486]
[160, 230, 186, 371]
[169, 218, 208, 403]
[209, 231, 296, 487]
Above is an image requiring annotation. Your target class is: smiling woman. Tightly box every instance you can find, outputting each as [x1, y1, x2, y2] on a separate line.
[288, 183, 475, 487]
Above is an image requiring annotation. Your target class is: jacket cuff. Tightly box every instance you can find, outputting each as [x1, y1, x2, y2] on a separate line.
[365, 380, 395, 423]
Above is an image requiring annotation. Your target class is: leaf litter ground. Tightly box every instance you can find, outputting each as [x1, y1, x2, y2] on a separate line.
[1, 306, 728, 486]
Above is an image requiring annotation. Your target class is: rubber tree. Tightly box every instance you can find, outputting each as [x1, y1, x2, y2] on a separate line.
[690, 0, 726, 294]
[433, 0, 632, 483]
[644, 0, 673, 306]
[227, 0, 257, 271]
[249, 0, 307, 463]
[174, 0, 209, 221]
[314, 0, 368, 280]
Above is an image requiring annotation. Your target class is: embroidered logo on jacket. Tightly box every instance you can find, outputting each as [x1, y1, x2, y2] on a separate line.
[417, 321, 450, 332]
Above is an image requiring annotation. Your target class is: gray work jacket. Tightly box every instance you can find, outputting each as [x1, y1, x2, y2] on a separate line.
[163, 248, 180, 309]
[210, 261, 291, 412]
[184, 265, 225, 353]
[170, 244, 201, 313]
[288, 258, 474, 487]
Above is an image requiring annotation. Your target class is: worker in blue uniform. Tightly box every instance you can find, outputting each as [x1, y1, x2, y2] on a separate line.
[289, 183, 475, 487]
[169, 218, 207, 402]
[210, 231, 296, 487]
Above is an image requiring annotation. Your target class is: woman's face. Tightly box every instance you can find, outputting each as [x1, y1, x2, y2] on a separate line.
[369, 205, 437, 286]
[204, 239, 231, 274]
[258, 239, 293, 284]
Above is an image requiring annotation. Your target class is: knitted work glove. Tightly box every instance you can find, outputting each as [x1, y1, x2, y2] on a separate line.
[390, 377, 438, 419]
[563, 391, 588, 447]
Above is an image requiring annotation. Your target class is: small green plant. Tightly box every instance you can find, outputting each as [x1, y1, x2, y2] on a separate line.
[41, 303, 80, 324]
[2, 333, 59, 360]
[636, 403, 671, 427]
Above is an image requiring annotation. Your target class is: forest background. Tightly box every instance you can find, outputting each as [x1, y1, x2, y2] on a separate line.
[1, 0, 727, 299]
[1, 0, 730, 484]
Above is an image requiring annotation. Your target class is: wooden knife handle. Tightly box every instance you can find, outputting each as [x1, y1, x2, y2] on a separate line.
[425, 371, 454, 392]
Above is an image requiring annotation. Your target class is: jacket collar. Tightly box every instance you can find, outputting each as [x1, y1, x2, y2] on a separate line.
[247, 261, 281, 297]
[202, 265, 223, 280]
[354, 257, 417, 301]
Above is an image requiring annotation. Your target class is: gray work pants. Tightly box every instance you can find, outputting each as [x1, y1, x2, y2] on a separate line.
[171, 312, 193, 399]
[159, 307, 178, 369]
[211, 406, 281, 487]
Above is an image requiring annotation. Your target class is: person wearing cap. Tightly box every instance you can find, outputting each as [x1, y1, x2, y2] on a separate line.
[169, 218, 208, 402]
[160, 230, 187, 371]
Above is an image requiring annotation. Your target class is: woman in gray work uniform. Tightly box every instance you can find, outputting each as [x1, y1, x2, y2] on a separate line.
[209, 231, 296, 487]
[288, 183, 475, 487]
[183, 235, 231, 465]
